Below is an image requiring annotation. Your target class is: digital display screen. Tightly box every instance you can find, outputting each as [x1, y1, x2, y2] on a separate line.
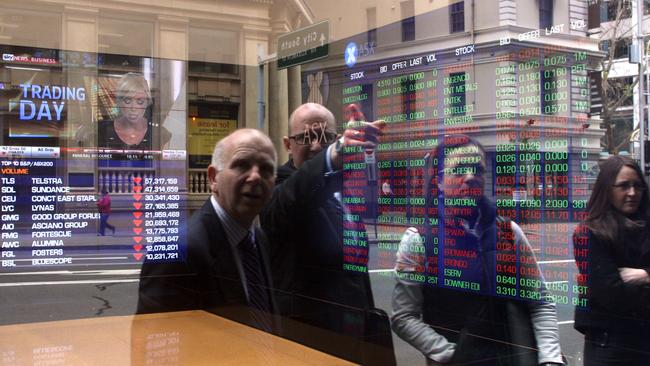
[304, 17, 597, 309]
[0, 45, 188, 271]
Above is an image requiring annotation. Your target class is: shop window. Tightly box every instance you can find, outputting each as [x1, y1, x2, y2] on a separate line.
[189, 28, 238, 66]
[187, 101, 238, 170]
[367, 7, 377, 45]
[98, 18, 153, 58]
[600, 38, 630, 59]
[601, 0, 631, 22]
[539, 0, 554, 29]
[450, 2, 465, 33]
[188, 61, 238, 76]
[401, 1, 415, 41]
[0, 9, 60, 49]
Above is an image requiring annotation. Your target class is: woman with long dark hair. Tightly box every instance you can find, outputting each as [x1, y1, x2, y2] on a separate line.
[573, 155, 650, 365]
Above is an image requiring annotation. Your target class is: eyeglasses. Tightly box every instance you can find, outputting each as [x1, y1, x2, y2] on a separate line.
[612, 182, 647, 192]
[289, 131, 337, 146]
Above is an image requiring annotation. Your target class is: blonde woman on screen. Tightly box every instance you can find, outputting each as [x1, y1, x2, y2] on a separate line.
[99, 73, 151, 149]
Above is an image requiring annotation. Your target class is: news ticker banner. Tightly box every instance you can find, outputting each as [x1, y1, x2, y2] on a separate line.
[335, 41, 594, 308]
[0, 146, 187, 270]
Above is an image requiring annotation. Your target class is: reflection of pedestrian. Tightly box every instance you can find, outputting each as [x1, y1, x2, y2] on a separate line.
[573, 155, 650, 365]
[392, 135, 563, 366]
[97, 189, 115, 236]
[381, 180, 392, 196]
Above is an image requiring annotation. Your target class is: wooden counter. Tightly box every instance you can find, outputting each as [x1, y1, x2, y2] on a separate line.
[0, 310, 357, 365]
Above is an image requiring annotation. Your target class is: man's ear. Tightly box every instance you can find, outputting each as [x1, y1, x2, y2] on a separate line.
[283, 136, 291, 153]
[207, 165, 218, 193]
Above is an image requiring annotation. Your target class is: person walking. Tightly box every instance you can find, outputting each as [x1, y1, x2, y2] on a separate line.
[97, 189, 116, 236]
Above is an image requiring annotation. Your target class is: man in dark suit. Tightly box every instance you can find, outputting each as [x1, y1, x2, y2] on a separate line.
[261, 103, 394, 364]
[137, 128, 278, 332]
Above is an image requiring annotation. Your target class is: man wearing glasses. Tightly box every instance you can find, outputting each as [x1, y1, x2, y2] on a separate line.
[261, 103, 394, 365]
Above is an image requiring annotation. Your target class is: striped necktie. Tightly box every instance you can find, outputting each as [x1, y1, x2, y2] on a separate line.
[239, 232, 273, 332]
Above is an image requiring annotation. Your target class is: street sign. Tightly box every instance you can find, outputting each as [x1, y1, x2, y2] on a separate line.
[277, 21, 329, 69]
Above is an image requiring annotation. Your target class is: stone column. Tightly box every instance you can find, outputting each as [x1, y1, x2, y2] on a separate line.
[287, 64, 302, 114]
[62, 6, 98, 181]
[266, 17, 290, 164]
[242, 27, 269, 132]
[156, 15, 188, 151]
[156, 16, 189, 192]
[268, 61, 289, 163]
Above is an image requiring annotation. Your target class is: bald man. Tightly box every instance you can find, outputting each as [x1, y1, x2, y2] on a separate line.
[137, 129, 278, 333]
[261, 103, 394, 364]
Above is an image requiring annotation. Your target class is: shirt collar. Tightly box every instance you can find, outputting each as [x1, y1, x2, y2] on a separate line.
[210, 195, 254, 248]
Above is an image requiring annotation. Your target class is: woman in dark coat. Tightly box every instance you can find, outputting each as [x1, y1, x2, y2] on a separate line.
[573, 155, 650, 365]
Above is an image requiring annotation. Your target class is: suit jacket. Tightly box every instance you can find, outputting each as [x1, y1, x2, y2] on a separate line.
[137, 199, 278, 331]
[261, 152, 373, 316]
[261, 151, 396, 365]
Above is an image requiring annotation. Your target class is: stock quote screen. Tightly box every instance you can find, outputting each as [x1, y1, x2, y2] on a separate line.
[0, 46, 192, 271]
[315, 31, 599, 309]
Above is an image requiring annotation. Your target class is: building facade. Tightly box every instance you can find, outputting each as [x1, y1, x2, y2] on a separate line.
[3, 2, 642, 366]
